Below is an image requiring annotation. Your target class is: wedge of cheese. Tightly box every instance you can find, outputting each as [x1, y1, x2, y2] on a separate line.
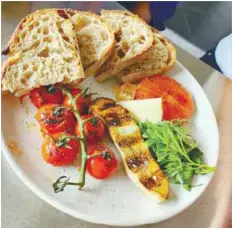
[118, 98, 163, 123]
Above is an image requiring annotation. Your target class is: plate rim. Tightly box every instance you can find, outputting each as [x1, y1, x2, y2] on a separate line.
[1, 61, 219, 226]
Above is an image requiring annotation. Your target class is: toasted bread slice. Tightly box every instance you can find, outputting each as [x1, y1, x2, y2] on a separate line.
[66, 9, 115, 77]
[95, 10, 153, 82]
[117, 28, 176, 83]
[2, 9, 85, 96]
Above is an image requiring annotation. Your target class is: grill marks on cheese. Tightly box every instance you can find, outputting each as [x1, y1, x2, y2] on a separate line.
[90, 98, 169, 200]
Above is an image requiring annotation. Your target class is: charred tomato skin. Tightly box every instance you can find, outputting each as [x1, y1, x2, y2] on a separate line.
[36, 104, 76, 135]
[29, 86, 64, 108]
[63, 88, 91, 115]
[86, 145, 118, 179]
[41, 133, 79, 166]
[75, 114, 105, 144]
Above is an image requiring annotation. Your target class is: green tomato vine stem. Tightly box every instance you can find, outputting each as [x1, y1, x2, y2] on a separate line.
[53, 87, 88, 192]
[64, 88, 88, 190]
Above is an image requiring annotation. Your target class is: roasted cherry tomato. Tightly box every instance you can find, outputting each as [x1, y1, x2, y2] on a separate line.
[86, 145, 118, 179]
[75, 115, 105, 144]
[63, 88, 91, 115]
[29, 85, 63, 108]
[36, 104, 76, 135]
[41, 133, 79, 166]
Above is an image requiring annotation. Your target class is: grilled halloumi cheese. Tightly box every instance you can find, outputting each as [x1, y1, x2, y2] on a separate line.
[90, 98, 169, 202]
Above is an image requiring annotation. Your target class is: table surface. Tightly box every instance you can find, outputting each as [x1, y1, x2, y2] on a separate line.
[2, 2, 232, 228]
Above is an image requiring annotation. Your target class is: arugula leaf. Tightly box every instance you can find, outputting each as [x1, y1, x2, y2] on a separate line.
[139, 120, 216, 191]
[188, 148, 203, 164]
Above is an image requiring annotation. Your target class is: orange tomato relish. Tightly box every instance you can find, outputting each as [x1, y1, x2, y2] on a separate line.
[135, 75, 194, 120]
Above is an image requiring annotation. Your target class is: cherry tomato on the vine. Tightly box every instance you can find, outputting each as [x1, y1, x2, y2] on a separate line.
[63, 88, 91, 115]
[41, 133, 79, 166]
[75, 115, 105, 144]
[36, 104, 76, 135]
[29, 85, 63, 108]
[86, 145, 118, 179]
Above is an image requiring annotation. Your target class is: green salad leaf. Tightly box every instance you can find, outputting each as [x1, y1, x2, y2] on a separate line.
[139, 120, 216, 191]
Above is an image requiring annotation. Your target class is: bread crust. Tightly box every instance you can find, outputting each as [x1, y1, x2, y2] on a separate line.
[118, 27, 176, 84]
[2, 9, 72, 54]
[65, 9, 115, 77]
[95, 10, 153, 82]
[2, 9, 176, 96]
[1, 8, 85, 96]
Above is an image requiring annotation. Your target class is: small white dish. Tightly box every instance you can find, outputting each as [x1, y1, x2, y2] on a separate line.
[215, 33, 232, 79]
[1, 61, 219, 226]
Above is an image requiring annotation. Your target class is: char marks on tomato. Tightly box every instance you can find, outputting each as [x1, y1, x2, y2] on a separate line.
[76, 114, 105, 145]
[42, 133, 80, 166]
[63, 88, 91, 115]
[29, 85, 64, 108]
[36, 104, 76, 135]
[86, 145, 118, 179]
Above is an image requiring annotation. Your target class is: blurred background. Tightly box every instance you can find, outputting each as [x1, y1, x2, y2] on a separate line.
[119, 1, 232, 77]
[120, 1, 232, 51]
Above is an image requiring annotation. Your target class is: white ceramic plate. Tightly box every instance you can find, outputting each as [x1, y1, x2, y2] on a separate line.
[2, 61, 219, 226]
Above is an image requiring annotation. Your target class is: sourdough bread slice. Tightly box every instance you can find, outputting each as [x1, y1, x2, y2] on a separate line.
[117, 28, 176, 83]
[95, 10, 153, 82]
[66, 9, 115, 77]
[2, 9, 85, 96]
